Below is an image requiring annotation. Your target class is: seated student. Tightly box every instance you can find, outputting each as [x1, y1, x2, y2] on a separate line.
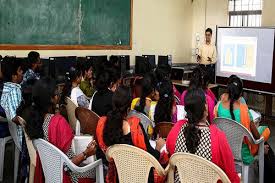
[90, 71, 113, 116]
[96, 86, 166, 183]
[104, 65, 121, 93]
[25, 78, 96, 183]
[166, 89, 240, 183]
[180, 67, 216, 123]
[21, 51, 42, 88]
[155, 64, 181, 100]
[131, 74, 157, 119]
[79, 62, 95, 98]
[0, 56, 24, 148]
[151, 80, 185, 124]
[65, 67, 89, 108]
[214, 75, 270, 165]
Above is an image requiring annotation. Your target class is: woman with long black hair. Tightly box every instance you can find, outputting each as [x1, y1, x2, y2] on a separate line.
[166, 88, 239, 183]
[180, 66, 216, 123]
[96, 86, 166, 183]
[25, 77, 96, 183]
[131, 74, 156, 119]
[64, 67, 89, 108]
[152, 80, 185, 124]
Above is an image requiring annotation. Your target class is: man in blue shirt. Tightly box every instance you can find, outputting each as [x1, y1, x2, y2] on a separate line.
[21, 51, 42, 89]
[1, 56, 24, 149]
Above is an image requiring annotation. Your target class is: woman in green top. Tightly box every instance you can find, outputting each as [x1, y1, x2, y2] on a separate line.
[80, 63, 95, 98]
[215, 75, 270, 165]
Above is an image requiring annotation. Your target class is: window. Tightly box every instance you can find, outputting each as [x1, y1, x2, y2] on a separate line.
[228, 0, 263, 27]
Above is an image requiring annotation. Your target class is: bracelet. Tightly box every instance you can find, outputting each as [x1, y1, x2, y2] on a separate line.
[82, 151, 88, 160]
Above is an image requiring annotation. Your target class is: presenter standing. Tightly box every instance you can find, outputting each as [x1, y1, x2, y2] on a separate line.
[197, 28, 217, 83]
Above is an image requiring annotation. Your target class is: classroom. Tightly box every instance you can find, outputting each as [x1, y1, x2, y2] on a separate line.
[0, 0, 275, 183]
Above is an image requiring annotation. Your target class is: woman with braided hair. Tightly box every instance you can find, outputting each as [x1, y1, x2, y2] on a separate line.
[131, 73, 157, 119]
[166, 88, 239, 183]
[96, 86, 166, 183]
[214, 75, 270, 166]
[180, 66, 216, 123]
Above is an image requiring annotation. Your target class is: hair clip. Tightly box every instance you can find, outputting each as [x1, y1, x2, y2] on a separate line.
[164, 94, 169, 98]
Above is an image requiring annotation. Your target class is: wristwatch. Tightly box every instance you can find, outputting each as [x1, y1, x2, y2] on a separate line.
[83, 151, 88, 160]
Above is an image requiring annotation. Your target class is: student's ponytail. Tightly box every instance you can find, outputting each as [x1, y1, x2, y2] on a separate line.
[63, 67, 82, 98]
[227, 75, 243, 121]
[134, 75, 153, 113]
[136, 92, 146, 113]
[183, 89, 206, 154]
[228, 84, 236, 120]
[184, 112, 201, 153]
[26, 104, 45, 139]
[154, 80, 174, 123]
[25, 77, 57, 140]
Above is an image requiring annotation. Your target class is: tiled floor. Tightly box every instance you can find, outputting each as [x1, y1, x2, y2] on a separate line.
[1, 124, 275, 183]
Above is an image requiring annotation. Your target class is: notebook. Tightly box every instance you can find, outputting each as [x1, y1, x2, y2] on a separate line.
[249, 109, 261, 123]
[72, 136, 95, 164]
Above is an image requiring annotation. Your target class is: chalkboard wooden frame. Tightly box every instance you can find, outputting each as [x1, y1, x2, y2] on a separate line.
[0, 0, 132, 50]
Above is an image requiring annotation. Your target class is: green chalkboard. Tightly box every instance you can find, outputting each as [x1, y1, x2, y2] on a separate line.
[0, 0, 132, 49]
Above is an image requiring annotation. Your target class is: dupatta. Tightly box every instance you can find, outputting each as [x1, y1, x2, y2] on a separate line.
[34, 114, 74, 183]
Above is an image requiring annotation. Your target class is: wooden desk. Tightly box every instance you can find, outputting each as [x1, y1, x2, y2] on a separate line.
[172, 80, 218, 89]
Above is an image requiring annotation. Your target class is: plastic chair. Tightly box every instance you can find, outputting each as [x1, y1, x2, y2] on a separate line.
[106, 144, 166, 183]
[154, 122, 174, 139]
[18, 116, 36, 183]
[127, 110, 155, 136]
[75, 107, 99, 137]
[0, 117, 13, 182]
[168, 152, 230, 183]
[33, 139, 104, 183]
[213, 117, 265, 183]
[65, 97, 78, 132]
[6, 118, 21, 183]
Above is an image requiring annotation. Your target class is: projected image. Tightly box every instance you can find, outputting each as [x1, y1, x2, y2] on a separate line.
[221, 36, 257, 77]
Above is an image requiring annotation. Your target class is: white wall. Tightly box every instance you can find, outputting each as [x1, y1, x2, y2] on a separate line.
[262, 0, 275, 26]
[0, 0, 193, 64]
[1, 0, 274, 64]
[190, 0, 228, 62]
[190, 0, 275, 62]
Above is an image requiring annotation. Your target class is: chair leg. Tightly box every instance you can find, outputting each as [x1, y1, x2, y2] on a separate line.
[14, 146, 20, 183]
[29, 164, 35, 183]
[258, 142, 265, 183]
[96, 162, 104, 183]
[0, 139, 5, 182]
[242, 165, 249, 183]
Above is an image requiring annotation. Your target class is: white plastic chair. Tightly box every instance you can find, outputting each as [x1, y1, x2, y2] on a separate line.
[33, 138, 104, 183]
[213, 117, 265, 183]
[106, 144, 166, 183]
[127, 110, 155, 136]
[0, 117, 12, 182]
[168, 152, 231, 183]
[7, 119, 21, 183]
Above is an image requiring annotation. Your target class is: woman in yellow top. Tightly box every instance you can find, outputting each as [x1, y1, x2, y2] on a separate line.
[131, 74, 157, 120]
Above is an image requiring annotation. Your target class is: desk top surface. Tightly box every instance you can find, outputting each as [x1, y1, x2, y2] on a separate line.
[172, 80, 218, 89]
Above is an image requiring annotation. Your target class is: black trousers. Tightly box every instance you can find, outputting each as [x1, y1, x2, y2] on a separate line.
[199, 64, 216, 84]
